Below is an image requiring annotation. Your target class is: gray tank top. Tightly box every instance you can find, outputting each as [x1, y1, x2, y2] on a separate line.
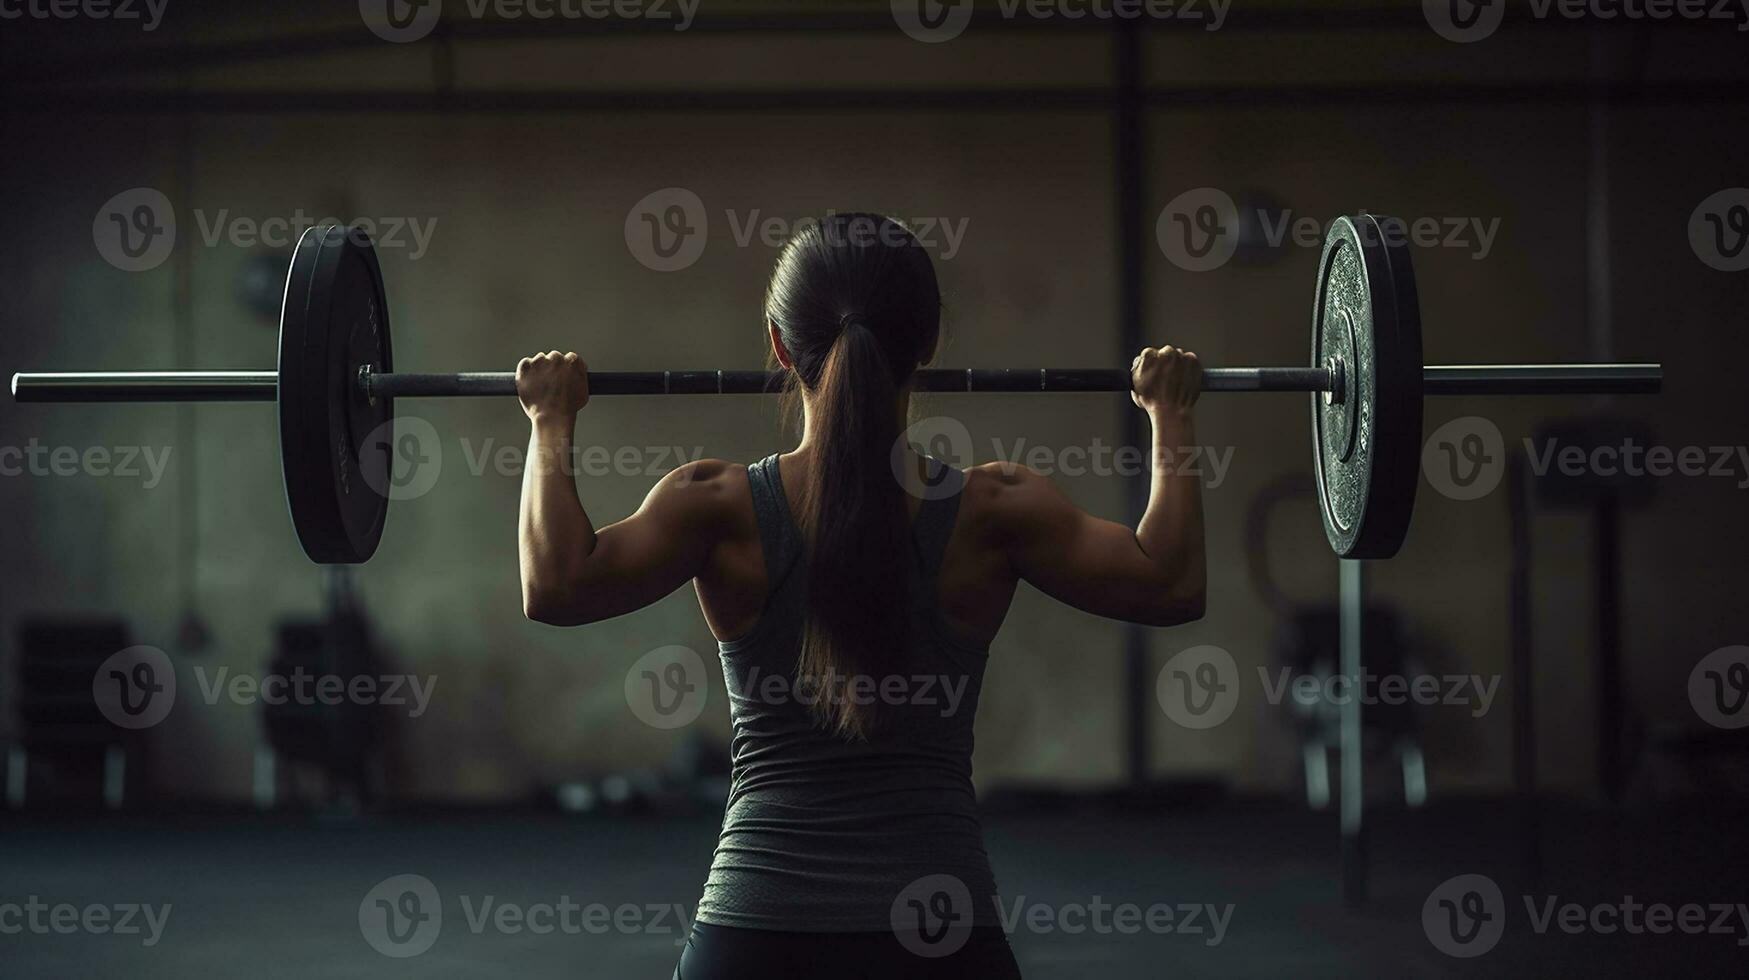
[695, 453, 1000, 932]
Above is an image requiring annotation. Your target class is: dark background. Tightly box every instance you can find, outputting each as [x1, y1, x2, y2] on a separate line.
[1, 1, 1746, 977]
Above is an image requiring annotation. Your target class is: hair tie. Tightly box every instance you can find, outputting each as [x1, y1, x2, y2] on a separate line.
[839, 312, 865, 332]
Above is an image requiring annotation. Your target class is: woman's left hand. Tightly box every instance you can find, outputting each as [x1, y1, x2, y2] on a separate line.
[516, 351, 589, 422]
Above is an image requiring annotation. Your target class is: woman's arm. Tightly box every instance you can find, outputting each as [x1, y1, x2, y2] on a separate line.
[986, 345, 1207, 627]
[515, 351, 733, 626]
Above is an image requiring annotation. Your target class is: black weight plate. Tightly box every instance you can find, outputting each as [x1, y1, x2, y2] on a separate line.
[1310, 214, 1423, 560]
[278, 225, 394, 564]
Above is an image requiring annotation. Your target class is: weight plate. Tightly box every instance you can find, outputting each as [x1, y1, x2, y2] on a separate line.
[1310, 214, 1423, 560]
[278, 225, 394, 564]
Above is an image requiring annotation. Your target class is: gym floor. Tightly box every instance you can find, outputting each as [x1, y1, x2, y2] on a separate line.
[5, 2, 1749, 979]
[6, 800, 1747, 979]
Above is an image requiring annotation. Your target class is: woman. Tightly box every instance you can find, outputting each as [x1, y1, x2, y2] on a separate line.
[516, 213, 1205, 979]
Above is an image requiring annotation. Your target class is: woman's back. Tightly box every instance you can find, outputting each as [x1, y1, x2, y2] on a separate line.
[697, 453, 999, 930]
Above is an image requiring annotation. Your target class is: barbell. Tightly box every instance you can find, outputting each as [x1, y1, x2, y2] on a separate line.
[11, 217, 1661, 565]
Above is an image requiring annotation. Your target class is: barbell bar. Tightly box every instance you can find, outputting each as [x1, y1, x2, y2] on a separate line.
[7, 218, 1662, 564]
[11, 363, 1662, 403]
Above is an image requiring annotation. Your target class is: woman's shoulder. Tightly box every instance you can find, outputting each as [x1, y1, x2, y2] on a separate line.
[955, 460, 1054, 537]
[644, 458, 754, 525]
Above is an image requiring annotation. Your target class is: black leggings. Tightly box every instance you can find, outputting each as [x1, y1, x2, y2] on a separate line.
[673, 923, 1022, 980]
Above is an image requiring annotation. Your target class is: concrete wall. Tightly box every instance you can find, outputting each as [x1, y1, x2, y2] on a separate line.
[2, 2, 1745, 803]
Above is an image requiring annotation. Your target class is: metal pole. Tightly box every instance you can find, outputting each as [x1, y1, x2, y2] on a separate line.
[10, 371, 278, 402]
[1340, 557, 1368, 909]
[10, 362, 1663, 403]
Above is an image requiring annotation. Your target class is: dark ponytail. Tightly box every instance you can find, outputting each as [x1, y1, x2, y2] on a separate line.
[764, 214, 942, 740]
